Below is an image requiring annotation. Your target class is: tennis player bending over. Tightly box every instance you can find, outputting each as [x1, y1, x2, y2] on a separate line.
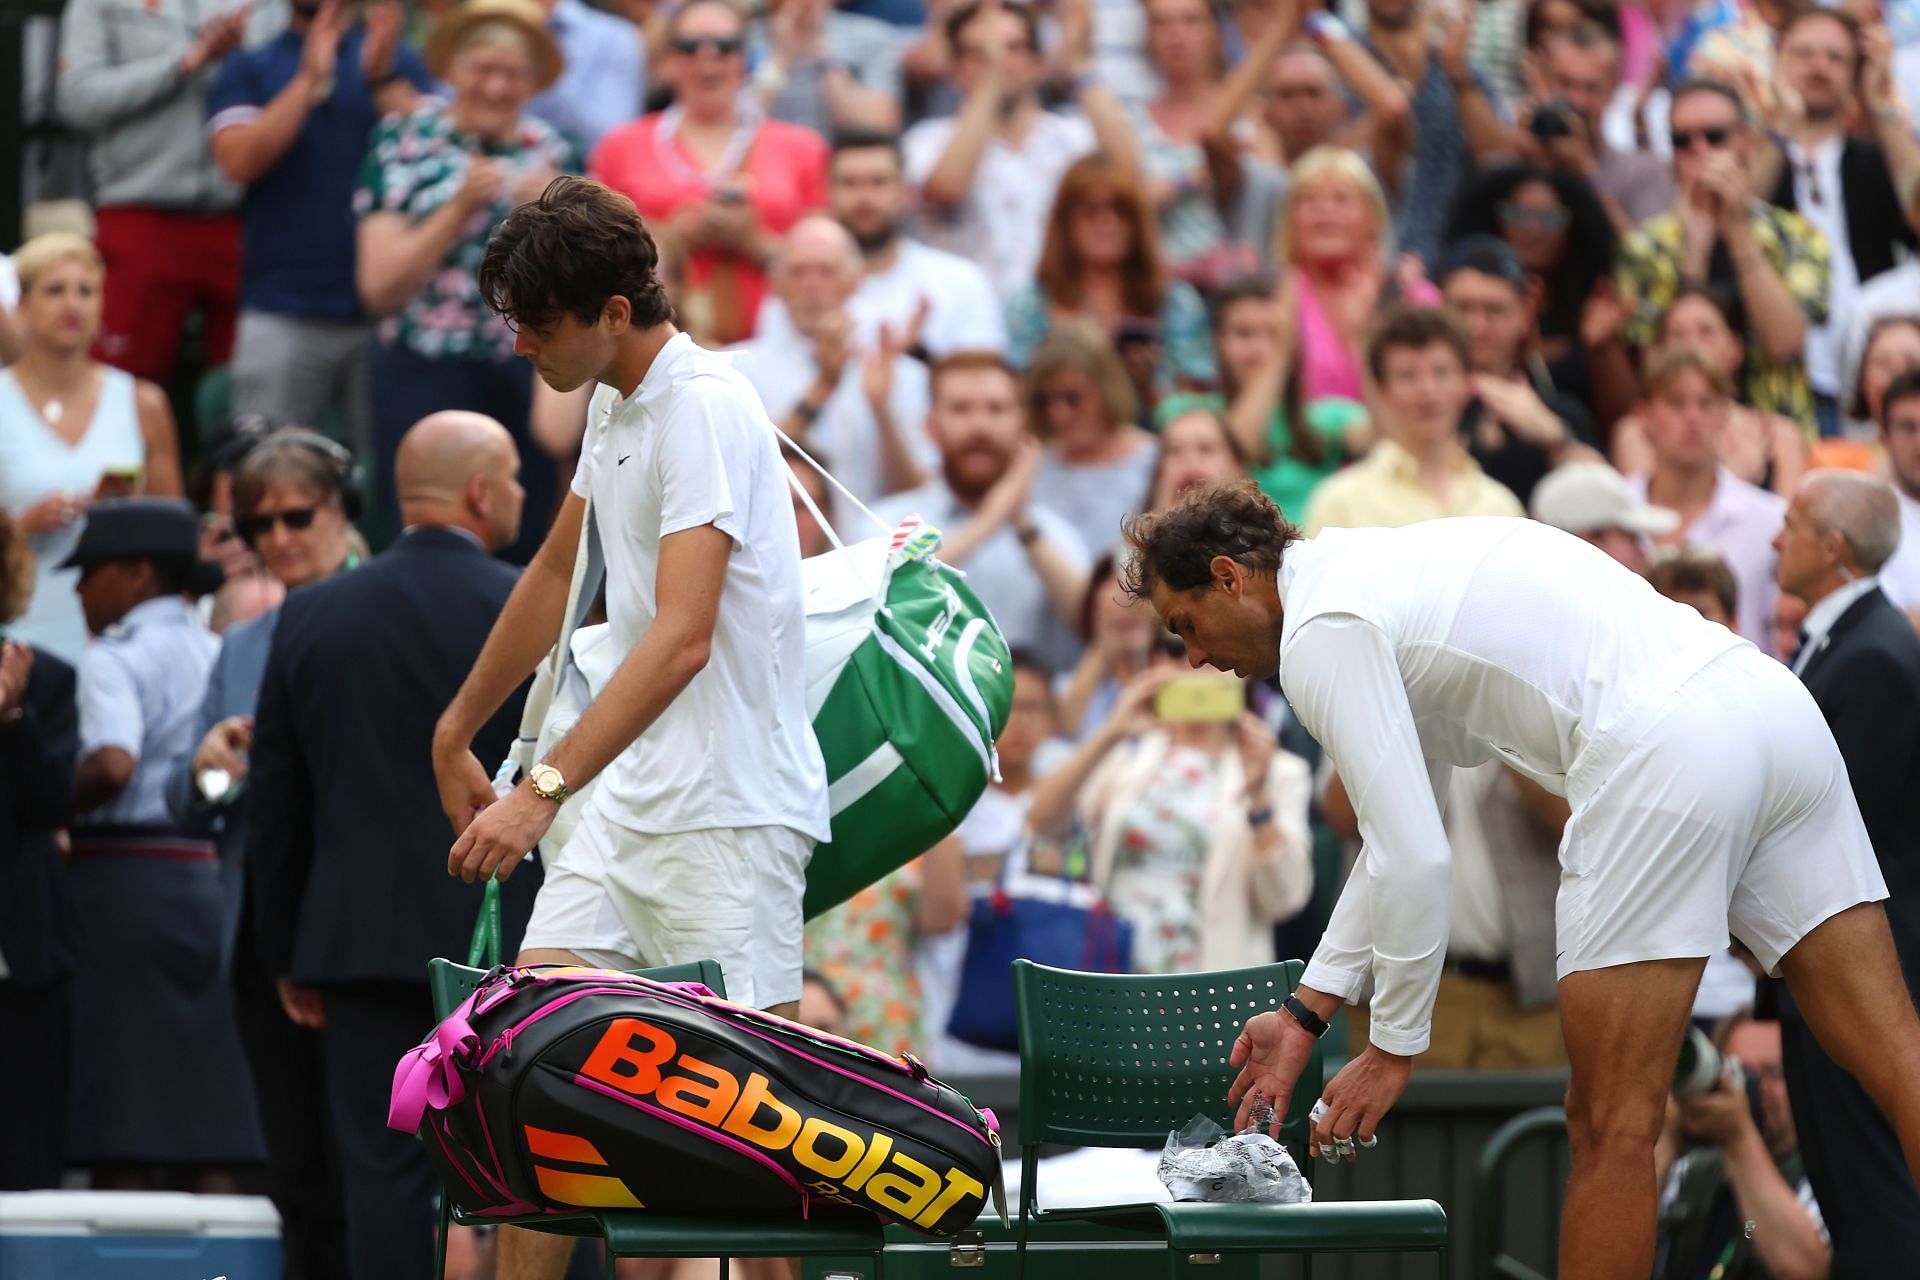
[1120, 482, 1920, 1280]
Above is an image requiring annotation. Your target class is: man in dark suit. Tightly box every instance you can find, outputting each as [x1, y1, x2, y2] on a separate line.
[1773, 468, 1920, 1277]
[247, 411, 540, 1280]
[0, 510, 79, 1188]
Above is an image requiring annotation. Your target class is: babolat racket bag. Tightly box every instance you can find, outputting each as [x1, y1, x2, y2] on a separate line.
[390, 965, 1004, 1234]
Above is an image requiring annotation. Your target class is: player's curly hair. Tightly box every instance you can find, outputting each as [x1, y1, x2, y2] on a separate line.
[1119, 480, 1302, 601]
[479, 175, 675, 332]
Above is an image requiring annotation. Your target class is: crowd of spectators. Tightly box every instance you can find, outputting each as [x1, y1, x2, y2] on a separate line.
[8, 0, 1920, 1271]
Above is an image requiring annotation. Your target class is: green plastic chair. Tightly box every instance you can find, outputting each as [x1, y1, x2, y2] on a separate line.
[1470, 1106, 1568, 1280]
[1009, 958, 1450, 1280]
[424, 956, 889, 1280]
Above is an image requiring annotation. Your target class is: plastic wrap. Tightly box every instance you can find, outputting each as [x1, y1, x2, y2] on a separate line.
[1155, 1102, 1312, 1204]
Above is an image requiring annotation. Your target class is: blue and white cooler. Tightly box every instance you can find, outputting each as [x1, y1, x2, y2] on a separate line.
[0, 1191, 281, 1278]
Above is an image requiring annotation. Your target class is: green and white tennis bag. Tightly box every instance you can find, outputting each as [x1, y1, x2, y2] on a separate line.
[510, 441, 1014, 920]
[793, 493, 1014, 917]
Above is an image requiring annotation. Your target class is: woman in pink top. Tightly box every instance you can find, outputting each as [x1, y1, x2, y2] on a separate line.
[588, 0, 827, 345]
[1273, 147, 1437, 406]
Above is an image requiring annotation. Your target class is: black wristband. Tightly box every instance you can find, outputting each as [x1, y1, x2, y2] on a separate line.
[1282, 994, 1331, 1040]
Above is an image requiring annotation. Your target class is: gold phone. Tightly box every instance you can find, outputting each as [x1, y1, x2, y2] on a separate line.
[96, 465, 144, 499]
[1153, 675, 1243, 724]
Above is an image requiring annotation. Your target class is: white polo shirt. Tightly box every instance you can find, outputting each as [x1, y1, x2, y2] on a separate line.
[754, 238, 1010, 359]
[1277, 518, 1744, 1052]
[730, 327, 935, 508]
[575, 333, 830, 842]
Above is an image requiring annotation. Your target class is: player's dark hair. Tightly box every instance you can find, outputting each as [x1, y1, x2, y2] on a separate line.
[479, 175, 675, 332]
[1119, 479, 1302, 599]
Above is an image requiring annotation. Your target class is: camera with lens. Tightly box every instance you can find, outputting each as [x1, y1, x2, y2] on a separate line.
[1673, 1023, 1770, 1136]
[1529, 100, 1579, 142]
[1673, 1024, 1744, 1097]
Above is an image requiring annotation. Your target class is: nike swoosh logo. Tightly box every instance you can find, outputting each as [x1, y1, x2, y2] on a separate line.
[617, 455, 631, 465]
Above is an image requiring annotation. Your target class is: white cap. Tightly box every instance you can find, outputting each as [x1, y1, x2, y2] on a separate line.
[1530, 462, 1681, 536]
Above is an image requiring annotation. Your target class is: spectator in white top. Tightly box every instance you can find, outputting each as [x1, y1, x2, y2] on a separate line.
[734, 216, 934, 506]
[1874, 369, 1920, 618]
[904, 0, 1138, 297]
[1626, 346, 1787, 655]
[756, 128, 1008, 357]
[874, 352, 1092, 672]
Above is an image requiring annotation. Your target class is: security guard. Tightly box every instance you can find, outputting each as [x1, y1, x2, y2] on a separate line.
[59, 498, 265, 1181]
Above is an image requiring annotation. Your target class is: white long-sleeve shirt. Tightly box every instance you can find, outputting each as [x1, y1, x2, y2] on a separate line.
[1278, 518, 1745, 1054]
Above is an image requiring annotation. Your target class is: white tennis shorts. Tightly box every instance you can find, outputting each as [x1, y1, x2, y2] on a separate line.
[520, 802, 814, 1009]
[1554, 644, 1888, 980]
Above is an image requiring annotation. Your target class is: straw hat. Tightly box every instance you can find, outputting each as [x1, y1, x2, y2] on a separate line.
[426, 0, 564, 93]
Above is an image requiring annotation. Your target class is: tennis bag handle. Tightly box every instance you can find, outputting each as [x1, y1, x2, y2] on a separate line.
[392, 965, 1006, 1233]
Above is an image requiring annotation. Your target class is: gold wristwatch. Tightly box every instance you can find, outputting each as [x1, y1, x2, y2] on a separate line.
[529, 763, 571, 804]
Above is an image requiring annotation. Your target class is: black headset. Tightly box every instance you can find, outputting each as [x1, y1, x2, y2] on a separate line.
[239, 426, 367, 521]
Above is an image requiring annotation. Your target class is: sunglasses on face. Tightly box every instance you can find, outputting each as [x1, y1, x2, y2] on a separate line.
[236, 505, 321, 542]
[1497, 201, 1570, 232]
[1670, 125, 1733, 151]
[671, 34, 744, 56]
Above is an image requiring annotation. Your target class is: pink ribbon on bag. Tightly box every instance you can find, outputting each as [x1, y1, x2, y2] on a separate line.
[389, 1014, 482, 1132]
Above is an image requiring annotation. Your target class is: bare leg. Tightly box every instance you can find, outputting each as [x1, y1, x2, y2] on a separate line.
[499, 949, 595, 1280]
[444, 1223, 490, 1280]
[1555, 956, 1705, 1280]
[1778, 903, 1920, 1177]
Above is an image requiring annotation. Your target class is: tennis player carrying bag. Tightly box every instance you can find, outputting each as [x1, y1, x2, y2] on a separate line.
[507, 429, 1013, 919]
[389, 965, 1004, 1233]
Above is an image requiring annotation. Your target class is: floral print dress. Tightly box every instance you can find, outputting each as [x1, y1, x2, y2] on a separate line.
[353, 98, 576, 361]
[1105, 745, 1224, 974]
[803, 864, 924, 1056]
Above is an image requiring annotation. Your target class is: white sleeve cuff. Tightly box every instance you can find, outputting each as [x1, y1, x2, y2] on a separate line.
[1301, 958, 1369, 1004]
[207, 104, 261, 137]
[1368, 1017, 1431, 1057]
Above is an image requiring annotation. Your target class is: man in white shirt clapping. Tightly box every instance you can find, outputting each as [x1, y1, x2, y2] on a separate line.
[734, 215, 935, 506]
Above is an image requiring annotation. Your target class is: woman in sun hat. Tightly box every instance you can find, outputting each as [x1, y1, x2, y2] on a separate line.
[355, 0, 572, 564]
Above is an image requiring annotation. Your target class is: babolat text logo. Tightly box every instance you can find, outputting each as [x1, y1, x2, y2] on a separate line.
[580, 1017, 984, 1229]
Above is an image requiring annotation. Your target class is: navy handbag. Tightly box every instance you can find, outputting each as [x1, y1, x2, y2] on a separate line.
[945, 840, 1133, 1052]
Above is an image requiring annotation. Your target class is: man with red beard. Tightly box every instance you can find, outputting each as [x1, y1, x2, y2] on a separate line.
[874, 352, 1092, 671]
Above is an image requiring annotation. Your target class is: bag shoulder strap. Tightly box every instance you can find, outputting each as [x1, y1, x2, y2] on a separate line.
[771, 421, 894, 545]
[514, 493, 606, 757]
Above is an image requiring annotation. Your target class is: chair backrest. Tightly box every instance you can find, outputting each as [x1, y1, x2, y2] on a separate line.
[1011, 959, 1319, 1156]
[426, 956, 728, 1021]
